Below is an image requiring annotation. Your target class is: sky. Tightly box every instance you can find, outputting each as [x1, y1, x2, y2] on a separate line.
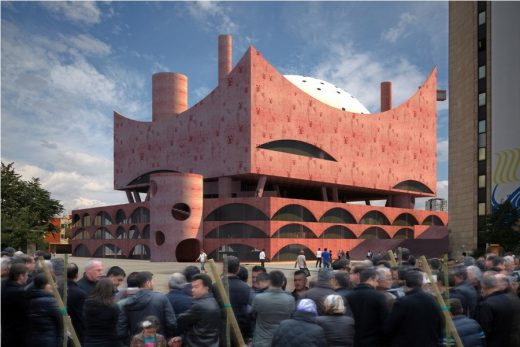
[1, 1, 449, 214]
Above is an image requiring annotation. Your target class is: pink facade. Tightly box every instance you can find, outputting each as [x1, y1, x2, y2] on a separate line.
[71, 35, 448, 262]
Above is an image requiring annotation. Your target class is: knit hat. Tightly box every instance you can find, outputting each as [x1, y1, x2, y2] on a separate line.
[297, 298, 318, 315]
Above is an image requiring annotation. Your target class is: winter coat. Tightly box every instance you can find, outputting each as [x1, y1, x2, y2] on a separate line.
[271, 311, 327, 347]
[346, 283, 389, 347]
[77, 275, 97, 295]
[452, 281, 478, 317]
[475, 290, 515, 347]
[117, 289, 177, 342]
[299, 282, 336, 315]
[383, 287, 444, 347]
[452, 315, 485, 347]
[83, 298, 120, 347]
[26, 288, 62, 347]
[166, 287, 193, 316]
[67, 280, 87, 344]
[317, 314, 355, 347]
[129, 333, 167, 347]
[1, 280, 28, 347]
[252, 288, 295, 347]
[227, 275, 252, 338]
[177, 293, 221, 347]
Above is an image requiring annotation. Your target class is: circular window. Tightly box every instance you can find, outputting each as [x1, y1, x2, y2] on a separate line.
[171, 203, 191, 221]
[155, 231, 165, 246]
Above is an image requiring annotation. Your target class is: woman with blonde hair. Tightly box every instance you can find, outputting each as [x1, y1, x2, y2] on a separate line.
[317, 294, 355, 347]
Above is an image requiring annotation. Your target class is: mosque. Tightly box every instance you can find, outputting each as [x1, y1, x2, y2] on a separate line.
[70, 35, 448, 262]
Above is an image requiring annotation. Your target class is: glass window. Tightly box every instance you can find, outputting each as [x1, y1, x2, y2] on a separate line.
[478, 203, 486, 216]
[479, 175, 486, 188]
[478, 120, 486, 133]
[478, 133, 486, 147]
[478, 93, 486, 106]
[478, 65, 486, 79]
[479, 147, 486, 161]
[478, 11, 486, 25]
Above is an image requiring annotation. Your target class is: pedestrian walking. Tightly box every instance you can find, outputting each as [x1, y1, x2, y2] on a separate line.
[295, 250, 307, 273]
[196, 250, 207, 272]
[316, 248, 322, 268]
[259, 248, 266, 268]
[322, 248, 331, 269]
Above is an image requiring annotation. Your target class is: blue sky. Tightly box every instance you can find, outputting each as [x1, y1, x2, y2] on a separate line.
[1, 1, 448, 213]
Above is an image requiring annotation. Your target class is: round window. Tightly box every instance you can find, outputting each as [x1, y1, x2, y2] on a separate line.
[171, 203, 191, 221]
[155, 231, 165, 246]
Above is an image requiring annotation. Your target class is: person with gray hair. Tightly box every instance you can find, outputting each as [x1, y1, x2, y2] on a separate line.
[78, 259, 103, 294]
[299, 268, 336, 315]
[375, 267, 396, 309]
[317, 294, 355, 347]
[166, 272, 193, 318]
[450, 265, 478, 317]
[467, 265, 483, 294]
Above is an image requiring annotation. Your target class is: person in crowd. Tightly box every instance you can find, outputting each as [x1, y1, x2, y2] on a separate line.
[166, 272, 193, 317]
[117, 271, 141, 305]
[315, 248, 322, 268]
[252, 270, 295, 347]
[26, 273, 62, 347]
[331, 258, 349, 272]
[295, 249, 307, 271]
[375, 267, 396, 309]
[237, 266, 249, 283]
[259, 248, 266, 268]
[466, 265, 483, 299]
[346, 267, 389, 347]
[475, 271, 516, 347]
[317, 294, 355, 347]
[384, 270, 443, 347]
[348, 264, 368, 289]
[50, 257, 65, 288]
[253, 272, 270, 296]
[182, 265, 200, 296]
[117, 271, 177, 344]
[292, 269, 309, 301]
[130, 315, 168, 347]
[83, 278, 121, 347]
[196, 249, 208, 272]
[251, 265, 268, 293]
[78, 259, 104, 294]
[450, 265, 478, 317]
[300, 269, 336, 315]
[271, 299, 327, 347]
[1, 256, 10, 282]
[449, 298, 485, 347]
[66, 263, 88, 344]
[333, 271, 351, 300]
[107, 265, 126, 294]
[177, 273, 220, 347]
[15, 253, 36, 285]
[1, 262, 28, 346]
[496, 274, 520, 345]
[322, 248, 331, 269]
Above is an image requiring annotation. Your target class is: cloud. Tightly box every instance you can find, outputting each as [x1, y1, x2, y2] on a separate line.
[184, 2, 238, 34]
[65, 34, 112, 56]
[382, 12, 417, 43]
[40, 2, 103, 25]
[437, 139, 448, 163]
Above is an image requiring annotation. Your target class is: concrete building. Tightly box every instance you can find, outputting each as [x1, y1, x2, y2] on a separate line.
[425, 198, 448, 212]
[449, 2, 520, 256]
[70, 35, 448, 262]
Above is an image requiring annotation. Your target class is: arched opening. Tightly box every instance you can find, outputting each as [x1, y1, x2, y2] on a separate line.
[82, 213, 91, 227]
[422, 215, 445, 226]
[93, 244, 123, 258]
[319, 208, 356, 224]
[394, 228, 414, 239]
[128, 225, 141, 239]
[72, 214, 81, 227]
[176, 238, 201, 262]
[205, 223, 268, 238]
[205, 203, 269, 221]
[272, 205, 317, 222]
[272, 224, 317, 238]
[115, 209, 127, 224]
[359, 211, 391, 225]
[207, 243, 257, 262]
[393, 180, 434, 193]
[272, 244, 315, 261]
[116, 226, 126, 239]
[72, 228, 89, 240]
[392, 213, 419, 226]
[320, 225, 357, 239]
[142, 225, 150, 239]
[130, 207, 150, 224]
[360, 227, 391, 239]
[73, 244, 91, 257]
[94, 227, 114, 240]
[129, 244, 150, 260]
[94, 211, 113, 226]
[258, 140, 337, 161]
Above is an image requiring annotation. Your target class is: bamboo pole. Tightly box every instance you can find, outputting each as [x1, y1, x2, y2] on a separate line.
[443, 254, 451, 346]
[387, 250, 398, 268]
[62, 254, 69, 347]
[38, 257, 81, 347]
[419, 256, 463, 347]
[207, 259, 245, 347]
[223, 255, 231, 347]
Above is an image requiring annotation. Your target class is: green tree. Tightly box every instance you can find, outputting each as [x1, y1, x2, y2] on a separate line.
[483, 200, 520, 252]
[1, 162, 64, 250]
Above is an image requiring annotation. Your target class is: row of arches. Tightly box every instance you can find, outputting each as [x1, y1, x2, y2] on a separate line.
[73, 244, 150, 259]
[72, 207, 150, 228]
[208, 243, 339, 262]
[206, 203, 444, 226]
[72, 225, 150, 240]
[206, 223, 414, 239]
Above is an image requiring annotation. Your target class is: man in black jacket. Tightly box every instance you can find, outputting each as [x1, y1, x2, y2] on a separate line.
[1, 263, 28, 347]
[177, 273, 221, 347]
[346, 267, 389, 347]
[65, 263, 87, 344]
[77, 259, 103, 295]
[383, 270, 443, 347]
[300, 269, 336, 315]
[450, 265, 478, 317]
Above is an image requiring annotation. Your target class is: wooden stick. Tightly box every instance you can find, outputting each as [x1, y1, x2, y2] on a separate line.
[207, 259, 245, 347]
[419, 256, 463, 347]
[38, 257, 81, 347]
[443, 254, 451, 346]
[387, 250, 398, 268]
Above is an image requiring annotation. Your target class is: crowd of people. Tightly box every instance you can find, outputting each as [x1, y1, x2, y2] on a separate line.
[2, 245, 520, 347]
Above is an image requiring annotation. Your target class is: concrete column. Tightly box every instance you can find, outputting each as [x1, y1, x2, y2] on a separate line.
[126, 190, 135, 203]
[218, 35, 232, 86]
[381, 81, 392, 112]
[255, 176, 267, 197]
[152, 72, 188, 122]
[388, 194, 415, 209]
[321, 187, 328, 201]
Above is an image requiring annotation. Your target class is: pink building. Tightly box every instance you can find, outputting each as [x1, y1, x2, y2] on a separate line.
[70, 35, 448, 262]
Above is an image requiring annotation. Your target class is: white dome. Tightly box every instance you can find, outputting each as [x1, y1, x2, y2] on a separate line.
[284, 75, 370, 114]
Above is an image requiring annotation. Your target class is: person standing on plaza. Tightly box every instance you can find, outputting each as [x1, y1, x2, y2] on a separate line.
[322, 248, 331, 269]
[315, 248, 322, 268]
[300, 269, 336, 315]
[292, 270, 309, 301]
[295, 250, 307, 272]
[78, 259, 104, 295]
[259, 248, 267, 268]
[66, 263, 88, 345]
[195, 249, 207, 273]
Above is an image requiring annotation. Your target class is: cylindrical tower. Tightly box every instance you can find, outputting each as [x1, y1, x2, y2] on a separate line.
[149, 172, 203, 261]
[380, 81, 392, 112]
[152, 72, 188, 122]
[218, 35, 232, 86]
